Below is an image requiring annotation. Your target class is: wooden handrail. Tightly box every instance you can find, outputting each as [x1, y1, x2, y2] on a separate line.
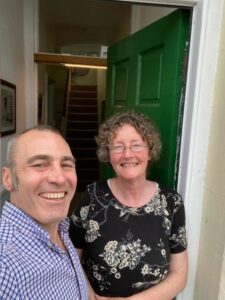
[34, 52, 107, 67]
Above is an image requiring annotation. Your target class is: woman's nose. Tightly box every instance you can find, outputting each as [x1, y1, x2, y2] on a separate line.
[122, 146, 134, 156]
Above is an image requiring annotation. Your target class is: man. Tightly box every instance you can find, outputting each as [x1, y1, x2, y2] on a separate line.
[0, 126, 88, 299]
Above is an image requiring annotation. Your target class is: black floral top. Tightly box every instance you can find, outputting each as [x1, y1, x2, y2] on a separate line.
[69, 181, 187, 297]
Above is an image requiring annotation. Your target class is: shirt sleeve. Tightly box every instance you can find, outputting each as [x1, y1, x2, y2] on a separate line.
[69, 188, 91, 249]
[168, 192, 187, 254]
[0, 262, 21, 300]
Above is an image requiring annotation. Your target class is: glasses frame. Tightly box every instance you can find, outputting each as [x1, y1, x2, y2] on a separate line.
[109, 144, 148, 154]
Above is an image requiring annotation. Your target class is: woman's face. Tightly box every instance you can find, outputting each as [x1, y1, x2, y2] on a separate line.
[109, 124, 150, 181]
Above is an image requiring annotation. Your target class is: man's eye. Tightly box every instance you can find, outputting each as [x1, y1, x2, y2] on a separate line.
[62, 163, 75, 170]
[31, 163, 47, 170]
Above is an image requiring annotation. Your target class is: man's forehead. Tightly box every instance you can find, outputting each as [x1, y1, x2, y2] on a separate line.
[19, 129, 61, 140]
[26, 154, 75, 164]
[15, 130, 72, 158]
[17, 130, 66, 147]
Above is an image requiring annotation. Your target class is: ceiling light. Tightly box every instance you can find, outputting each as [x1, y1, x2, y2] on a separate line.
[63, 63, 107, 69]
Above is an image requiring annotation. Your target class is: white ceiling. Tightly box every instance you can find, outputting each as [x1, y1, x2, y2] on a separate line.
[39, 0, 134, 51]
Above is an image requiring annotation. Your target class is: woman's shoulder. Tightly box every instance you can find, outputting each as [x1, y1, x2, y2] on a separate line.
[79, 180, 111, 203]
[86, 180, 109, 193]
[156, 183, 183, 208]
[157, 183, 181, 197]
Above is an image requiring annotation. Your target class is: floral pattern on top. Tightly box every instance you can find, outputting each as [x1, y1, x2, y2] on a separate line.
[70, 181, 187, 297]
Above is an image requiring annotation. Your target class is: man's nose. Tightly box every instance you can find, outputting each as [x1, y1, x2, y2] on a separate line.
[46, 164, 67, 184]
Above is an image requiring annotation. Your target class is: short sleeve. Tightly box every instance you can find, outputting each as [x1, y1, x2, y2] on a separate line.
[69, 189, 91, 249]
[169, 192, 187, 254]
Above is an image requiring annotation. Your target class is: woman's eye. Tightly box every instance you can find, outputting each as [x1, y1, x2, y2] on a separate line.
[111, 146, 124, 152]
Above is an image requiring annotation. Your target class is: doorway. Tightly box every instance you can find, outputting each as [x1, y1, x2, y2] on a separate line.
[37, 0, 181, 208]
[28, 0, 224, 299]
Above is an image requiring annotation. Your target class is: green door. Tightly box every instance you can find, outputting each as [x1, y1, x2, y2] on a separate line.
[103, 9, 190, 188]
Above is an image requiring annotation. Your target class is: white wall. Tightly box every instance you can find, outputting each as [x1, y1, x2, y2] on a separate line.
[0, 0, 26, 193]
[131, 5, 175, 33]
[194, 4, 225, 299]
[0, 0, 37, 198]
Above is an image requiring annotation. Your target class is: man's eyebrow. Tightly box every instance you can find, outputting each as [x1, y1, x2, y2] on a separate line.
[61, 156, 76, 164]
[26, 155, 51, 164]
[26, 155, 75, 165]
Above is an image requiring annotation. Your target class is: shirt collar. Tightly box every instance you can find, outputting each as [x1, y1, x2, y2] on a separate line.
[2, 201, 69, 242]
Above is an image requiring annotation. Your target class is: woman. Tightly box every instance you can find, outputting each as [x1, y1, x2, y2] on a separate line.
[69, 110, 188, 300]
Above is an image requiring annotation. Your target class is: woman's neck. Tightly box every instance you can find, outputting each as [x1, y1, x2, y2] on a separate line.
[108, 178, 157, 207]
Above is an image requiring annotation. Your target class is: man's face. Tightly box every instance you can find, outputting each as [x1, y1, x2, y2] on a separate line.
[2, 130, 77, 231]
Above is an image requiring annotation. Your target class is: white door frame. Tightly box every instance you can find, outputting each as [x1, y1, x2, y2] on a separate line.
[29, 0, 224, 299]
[112, 1, 224, 299]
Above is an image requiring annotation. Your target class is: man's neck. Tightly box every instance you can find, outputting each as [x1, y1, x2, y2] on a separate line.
[43, 223, 66, 251]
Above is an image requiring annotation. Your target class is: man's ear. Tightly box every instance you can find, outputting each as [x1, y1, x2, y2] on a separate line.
[2, 167, 13, 191]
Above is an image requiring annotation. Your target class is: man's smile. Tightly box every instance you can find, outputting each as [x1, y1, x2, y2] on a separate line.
[39, 192, 66, 199]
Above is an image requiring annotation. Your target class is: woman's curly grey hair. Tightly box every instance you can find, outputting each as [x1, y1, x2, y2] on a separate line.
[96, 110, 162, 163]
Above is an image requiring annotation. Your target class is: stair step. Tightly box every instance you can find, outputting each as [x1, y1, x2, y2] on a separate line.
[68, 98, 98, 105]
[76, 158, 99, 169]
[66, 138, 97, 148]
[67, 113, 98, 121]
[69, 91, 97, 98]
[70, 84, 97, 92]
[71, 148, 96, 159]
[76, 168, 99, 177]
[67, 121, 98, 130]
[67, 105, 97, 113]
[65, 83, 100, 193]
[66, 130, 98, 139]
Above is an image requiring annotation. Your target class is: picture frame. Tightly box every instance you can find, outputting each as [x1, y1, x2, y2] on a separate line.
[0, 79, 16, 136]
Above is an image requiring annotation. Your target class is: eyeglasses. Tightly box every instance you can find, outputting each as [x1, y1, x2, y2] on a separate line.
[109, 144, 147, 154]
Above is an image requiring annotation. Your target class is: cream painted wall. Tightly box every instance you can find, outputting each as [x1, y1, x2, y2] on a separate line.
[131, 5, 175, 33]
[111, 8, 132, 43]
[0, 0, 26, 191]
[1, 1, 225, 299]
[218, 250, 225, 299]
[194, 4, 225, 299]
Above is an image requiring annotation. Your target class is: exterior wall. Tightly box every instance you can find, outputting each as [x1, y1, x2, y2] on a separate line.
[0, 0, 37, 204]
[0, 0, 26, 194]
[1, 0, 225, 299]
[219, 250, 225, 299]
[194, 4, 225, 299]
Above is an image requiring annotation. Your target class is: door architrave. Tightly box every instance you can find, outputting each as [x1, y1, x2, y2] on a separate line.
[29, 0, 224, 299]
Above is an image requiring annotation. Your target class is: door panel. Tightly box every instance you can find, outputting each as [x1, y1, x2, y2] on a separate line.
[104, 9, 190, 188]
[114, 59, 130, 106]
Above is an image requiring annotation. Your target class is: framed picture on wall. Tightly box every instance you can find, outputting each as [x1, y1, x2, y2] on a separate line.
[0, 79, 16, 136]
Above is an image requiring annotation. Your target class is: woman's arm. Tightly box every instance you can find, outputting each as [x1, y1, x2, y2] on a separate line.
[76, 248, 99, 300]
[96, 250, 188, 300]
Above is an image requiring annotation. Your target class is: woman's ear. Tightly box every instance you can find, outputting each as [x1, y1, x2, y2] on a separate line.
[2, 167, 13, 191]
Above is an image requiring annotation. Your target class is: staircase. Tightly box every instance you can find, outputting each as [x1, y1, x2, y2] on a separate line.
[65, 83, 99, 192]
